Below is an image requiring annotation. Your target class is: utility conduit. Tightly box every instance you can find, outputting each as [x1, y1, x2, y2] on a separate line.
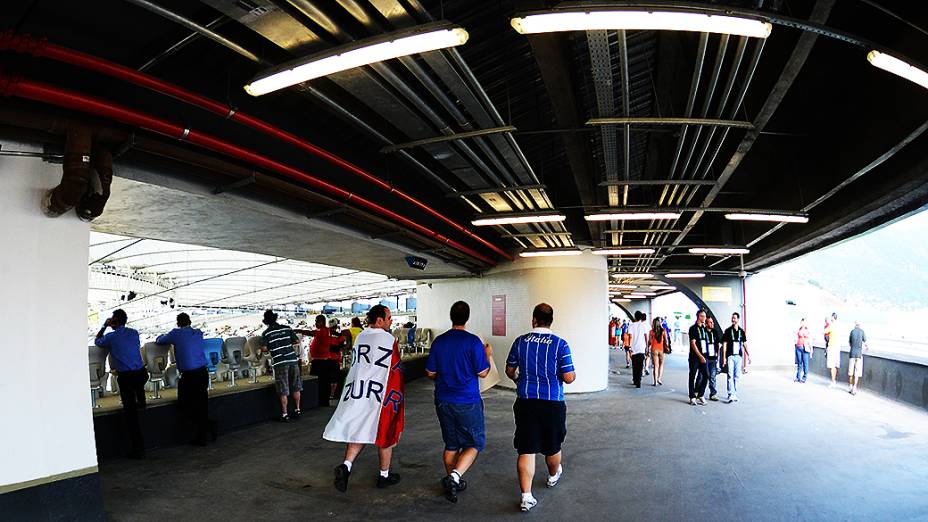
[0, 32, 512, 262]
[0, 74, 496, 266]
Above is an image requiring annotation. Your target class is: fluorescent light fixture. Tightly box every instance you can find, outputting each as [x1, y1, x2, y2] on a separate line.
[725, 213, 809, 223]
[625, 294, 648, 298]
[610, 284, 638, 290]
[512, 10, 772, 38]
[519, 249, 582, 257]
[472, 213, 566, 226]
[635, 292, 657, 296]
[867, 50, 928, 90]
[592, 248, 656, 255]
[245, 23, 469, 96]
[611, 273, 654, 279]
[689, 247, 750, 255]
[612, 298, 631, 303]
[585, 212, 681, 222]
[649, 286, 676, 291]
[665, 273, 706, 279]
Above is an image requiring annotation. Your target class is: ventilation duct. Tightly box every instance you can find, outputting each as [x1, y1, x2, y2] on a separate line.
[76, 143, 113, 221]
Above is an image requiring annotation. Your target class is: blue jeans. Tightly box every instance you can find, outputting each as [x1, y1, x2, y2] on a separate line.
[435, 400, 486, 451]
[795, 347, 809, 381]
[707, 358, 719, 397]
[727, 355, 742, 396]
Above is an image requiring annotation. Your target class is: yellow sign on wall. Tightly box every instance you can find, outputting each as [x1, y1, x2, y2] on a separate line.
[702, 286, 732, 303]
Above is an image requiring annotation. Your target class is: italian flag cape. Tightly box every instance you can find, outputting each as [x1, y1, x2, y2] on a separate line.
[323, 328, 405, 447]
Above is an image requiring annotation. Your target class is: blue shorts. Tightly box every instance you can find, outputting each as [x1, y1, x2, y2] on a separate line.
[435, 400, 486, 452]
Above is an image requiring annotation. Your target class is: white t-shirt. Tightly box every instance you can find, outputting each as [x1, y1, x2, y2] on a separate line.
[629, 321, 649, 355]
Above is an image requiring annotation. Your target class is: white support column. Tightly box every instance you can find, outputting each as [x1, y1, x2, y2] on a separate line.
[417, 252, 609, 393]
[0, 141, 99, 494]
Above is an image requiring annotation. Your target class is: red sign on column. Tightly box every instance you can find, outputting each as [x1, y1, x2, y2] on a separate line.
[492, 295, 506, 336]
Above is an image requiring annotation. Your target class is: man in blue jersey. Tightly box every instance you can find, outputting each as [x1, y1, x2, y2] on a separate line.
[94, 309, 147, 458]
[426, 301, 491, 503]
[157, 312, 216, 445]
[505, 303, 577, 513]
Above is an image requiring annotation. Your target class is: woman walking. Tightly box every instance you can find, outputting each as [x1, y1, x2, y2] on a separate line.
[649, 318, 666, 386]
[795, 318, 811, 383]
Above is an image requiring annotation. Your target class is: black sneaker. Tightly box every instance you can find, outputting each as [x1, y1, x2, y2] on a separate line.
[441, 475, 459, 503]
[334, 464, 350, 492]
[292, 409, 302, 419]
[277, 414, 290, 423]
[376, 472, 401, 488]
[457, 479, 467, 492]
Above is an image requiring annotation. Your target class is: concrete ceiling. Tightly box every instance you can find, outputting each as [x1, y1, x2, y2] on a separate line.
[91, 165, 472, 280]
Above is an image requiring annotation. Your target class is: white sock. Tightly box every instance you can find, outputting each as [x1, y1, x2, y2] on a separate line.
[450, 470, 461, 483]
[343, 460, 352, 472]
[549, 465, 562, 479]
[380, 469, 390, 478]
[522, 492, 535, 501]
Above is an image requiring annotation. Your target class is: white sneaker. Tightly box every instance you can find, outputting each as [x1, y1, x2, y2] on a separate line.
[689, 398, 698, 406]
[828, 383, 836, 389]
[546, 465, 563, 488]
[697, 397, 707, 405]
[729, 394, 738, 403]
[520, 496, 538, 512]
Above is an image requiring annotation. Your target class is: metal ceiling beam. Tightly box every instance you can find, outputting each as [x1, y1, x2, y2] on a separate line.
[600, 179, 716, 187]
[588, 117, 753, 129]
[380, 126, 517, 153]
[500, 232, 573, 239]
[448, 184, 547, 197]
[668, 0, 837, 251]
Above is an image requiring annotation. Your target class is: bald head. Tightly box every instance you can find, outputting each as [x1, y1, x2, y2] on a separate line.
[532, 303, 554, 328]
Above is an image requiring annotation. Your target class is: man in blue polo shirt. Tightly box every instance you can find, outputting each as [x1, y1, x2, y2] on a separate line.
[94, 309, 147, 458]
[505, 303, 576, 513]
[157, 312, 216, 446]
[426, 301, 491, 503]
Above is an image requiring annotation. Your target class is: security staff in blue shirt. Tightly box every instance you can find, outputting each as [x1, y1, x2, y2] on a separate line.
[95, 309, 147, 458]
[157, 313, 216, 446]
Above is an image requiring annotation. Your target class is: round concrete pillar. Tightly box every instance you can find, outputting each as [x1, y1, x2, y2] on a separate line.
[417, 251, 609, 393]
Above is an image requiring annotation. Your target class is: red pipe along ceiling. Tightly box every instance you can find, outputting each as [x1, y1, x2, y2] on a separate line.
[0, 75, 498, 266]
[0, 32, 513, 262]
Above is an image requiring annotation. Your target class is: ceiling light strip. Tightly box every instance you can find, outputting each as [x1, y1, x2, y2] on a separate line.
[512, 10, 773, 39]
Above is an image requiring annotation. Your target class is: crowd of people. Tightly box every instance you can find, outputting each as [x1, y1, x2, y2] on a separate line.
[92, 298, 875, 512]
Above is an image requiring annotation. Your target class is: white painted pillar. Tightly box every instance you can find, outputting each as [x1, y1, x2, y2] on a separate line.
[417, 252, 609, 393]
[0, 141, 99, 495]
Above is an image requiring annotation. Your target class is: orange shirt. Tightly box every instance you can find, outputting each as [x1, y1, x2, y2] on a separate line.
[650, 331, 665, 352]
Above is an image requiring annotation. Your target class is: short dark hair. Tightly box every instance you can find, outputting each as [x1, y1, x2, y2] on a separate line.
[634, 311, 643, 321]
[262, 309, 278, 325]
[177, 312, 191, 327]
[533, 303, 554, 327]
[367, 304, 388, 325]
[697, 309, 707, 317]
[351, 317, 362, 327]
[732, 312, 740, 319]
[450, 301, 470, 326]
[112, 309, 127, 325]
[832, 313, 838, 320]
[315, 314, 326, 327]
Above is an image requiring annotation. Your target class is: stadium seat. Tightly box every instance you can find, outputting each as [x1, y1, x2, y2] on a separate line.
[243, 335, 265, 383]
[143, 342, 171, 399]
[203, 338, 224, 390]
[88, 345, 107, 408]
[223, 336, 246, 387]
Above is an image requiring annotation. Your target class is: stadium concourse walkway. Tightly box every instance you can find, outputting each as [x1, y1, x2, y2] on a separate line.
[100, 351, 928, 521]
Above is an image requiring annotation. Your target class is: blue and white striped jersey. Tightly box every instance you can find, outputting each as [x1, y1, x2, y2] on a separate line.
[506, 328, 575, 401]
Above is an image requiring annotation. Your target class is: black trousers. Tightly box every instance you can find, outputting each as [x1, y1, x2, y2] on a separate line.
[688, 356, 709, 399]
[310, 359, 340, 406]
[631, 353, 646, 386]
[116, 368, 148, 455]
[178, 367, 213, 444]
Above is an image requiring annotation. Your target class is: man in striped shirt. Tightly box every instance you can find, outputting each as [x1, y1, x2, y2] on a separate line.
[260, 310, 302, 422]
[505, 303, 577, 513]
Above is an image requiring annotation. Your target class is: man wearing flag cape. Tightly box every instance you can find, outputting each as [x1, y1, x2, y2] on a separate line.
[324, 304, 405, 492]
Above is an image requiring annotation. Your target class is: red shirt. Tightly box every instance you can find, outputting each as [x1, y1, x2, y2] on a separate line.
[310, 327, 339, 361]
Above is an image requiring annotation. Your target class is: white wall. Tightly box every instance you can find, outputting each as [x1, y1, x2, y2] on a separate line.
[0, 141, 98, 489]
[744, 272, 805, 367]
[417, 252, 609, 393]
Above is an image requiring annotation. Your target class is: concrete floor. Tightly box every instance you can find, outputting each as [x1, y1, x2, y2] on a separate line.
[100, 351, 928, 521]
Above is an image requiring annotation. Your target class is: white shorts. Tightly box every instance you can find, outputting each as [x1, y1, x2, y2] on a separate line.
[826, 349, 841, 369]
[848, 357, 863, 377]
